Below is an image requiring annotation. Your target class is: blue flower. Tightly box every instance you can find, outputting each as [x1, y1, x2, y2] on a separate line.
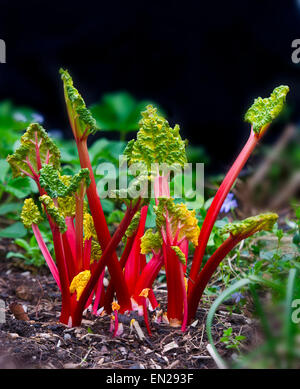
[220, 193, 238, 213]
[31, 113, 44, 123]
[231, 292, 244, 304]
[13, 112, 27, 122]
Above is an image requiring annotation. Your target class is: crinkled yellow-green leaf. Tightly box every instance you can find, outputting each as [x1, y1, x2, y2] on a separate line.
[39, 195, 67, 233]
[7, 123, 60, 178]
[39, 165, 90, 198]
[220, 213, 278, 237]
[140, 229, 163, 254]
[124, 105, 187, 170]
[154, 197, 200, 246]
[21, 198, 43, 228]
[69, 270, 91, 301]
[171, 246, 186, 265]
[60, 69, 98, 137]
[244, 85, 289, 134]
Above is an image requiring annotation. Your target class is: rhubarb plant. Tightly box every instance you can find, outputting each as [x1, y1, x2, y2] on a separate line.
[6, 71, 289, 335]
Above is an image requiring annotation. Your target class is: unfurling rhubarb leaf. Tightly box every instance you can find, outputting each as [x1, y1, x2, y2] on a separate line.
[171, 246, 187, 265]
[83, 213, 102, 262]
[60, 69, 98, 139]
[39, 165, 90, 198]
[125, 211, 141, 238]
[57, 175, 88, 217]
[244, 85, 289, 134]
[155, 198, 200, 246]
[91, 240, 102, 262]
[39, 195, 67, 233]
[69, 270, 91, 301]
[220, 213, 278, 237]
[7, 123, 60, 178]
[21, 198, 43, 228]
[140, 229, 162, 254]
[124, 105, 187, 170]
[83, 213, 98, 241]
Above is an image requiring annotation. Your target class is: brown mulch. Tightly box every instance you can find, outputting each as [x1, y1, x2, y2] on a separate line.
[0, 238, 256, 369]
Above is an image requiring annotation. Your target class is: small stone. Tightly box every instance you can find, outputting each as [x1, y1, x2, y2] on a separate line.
[63, 363, 80, 369]
[129, 363, 145, 369]
[119, 347, 127, 356]
[8, 333, 19, 339]
[39, 333, 51, 339]
[97, 357, 104, 366]
[100, 345, 109, 354]
[64, 333, 72, 341]
[142, 346, 153, 355]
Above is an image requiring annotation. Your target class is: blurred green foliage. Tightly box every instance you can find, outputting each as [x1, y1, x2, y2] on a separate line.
[0, 100, 43, 157]
[89, 91, 164, 140]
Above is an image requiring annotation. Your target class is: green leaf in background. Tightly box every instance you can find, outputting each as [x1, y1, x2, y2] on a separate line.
[100, 199, 115, 214]
[5, 177, 32, 198]
[89, 138, 126, 165]
[0, 222, 27, 238]
[0, 100, 43, 130]
[186, 144, 210, 164]
[107, 209, 124, 225]
[0, 159, 9, 182]
[145, 200, 157, 229]
[0, 100, 43, 158]
[0, 202, 22, 215]
[89, 91, 164, 139]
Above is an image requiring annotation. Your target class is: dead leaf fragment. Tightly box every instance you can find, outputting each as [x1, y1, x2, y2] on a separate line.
[162, 340, 179, 353]
[9, 302, 29, 321]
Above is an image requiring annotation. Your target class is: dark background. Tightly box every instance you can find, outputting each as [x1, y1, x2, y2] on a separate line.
[0, 0, 299, 171]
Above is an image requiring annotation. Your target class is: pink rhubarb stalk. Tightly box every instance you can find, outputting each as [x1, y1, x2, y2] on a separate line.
[124, 205, 148, 296]
[188, 126, 266, 293]
[32, 223, 61, 290]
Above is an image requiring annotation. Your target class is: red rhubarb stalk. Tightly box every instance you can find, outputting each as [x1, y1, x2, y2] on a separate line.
[104, 233, 137, 312]
[75, 182, 85, 271]
[76, 138, 131, 308]
[187, 233, 251, 322]
[92, 269, 105, 315]
[61, 232, 77, 281]
[65, 216, 76, 260]
[72, 200, 141, 326]
[133, 253, 163, 301]
[164, 243, 184, 326]
[188, 127, 262, 292]
[124, 205, 148, 295]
